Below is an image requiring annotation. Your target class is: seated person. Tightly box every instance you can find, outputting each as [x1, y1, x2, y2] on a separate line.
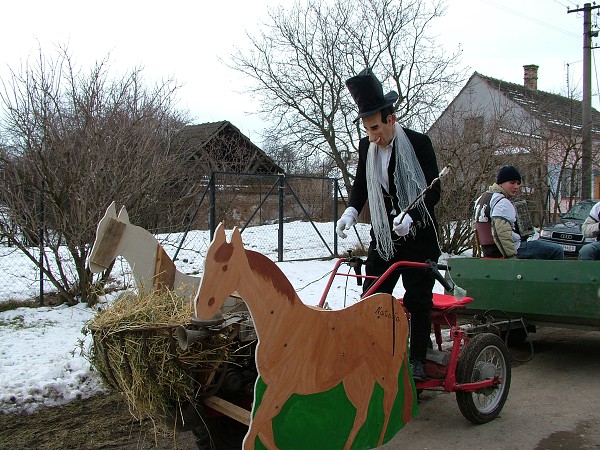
[473, 165, 564, 260]
[579, 201, 600, 260]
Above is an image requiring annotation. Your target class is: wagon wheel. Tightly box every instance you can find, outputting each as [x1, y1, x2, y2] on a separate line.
[455, 332, 511, 424]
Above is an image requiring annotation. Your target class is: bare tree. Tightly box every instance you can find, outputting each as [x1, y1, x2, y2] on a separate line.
[228, 0, 464, 194]
[263, 136, 336, 175]
[430, 110, 501, 255]
[0, 48, 193, 305]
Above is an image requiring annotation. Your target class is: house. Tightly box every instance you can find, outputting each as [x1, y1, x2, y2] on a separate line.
[428, 65, 600, 223]
[174, 121, 283, 174]
[169, 121, 287, 230]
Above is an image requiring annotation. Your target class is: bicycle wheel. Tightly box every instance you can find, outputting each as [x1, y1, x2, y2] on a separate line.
[456, 332, 511, 424]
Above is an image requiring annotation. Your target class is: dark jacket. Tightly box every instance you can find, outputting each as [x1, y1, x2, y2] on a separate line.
[348, 127, 440, 258]
[349, 128, 440, 227]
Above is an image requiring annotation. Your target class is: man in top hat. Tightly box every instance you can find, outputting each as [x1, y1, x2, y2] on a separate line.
[474, 165, 564, 260]
[336, 68, 441, 381]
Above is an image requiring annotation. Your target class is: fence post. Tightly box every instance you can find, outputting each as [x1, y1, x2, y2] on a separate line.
[333, 178, 339, 257]
[38, 189, 45, 306]
[209, 173, 216, 241]
[278, 174, 284, 262]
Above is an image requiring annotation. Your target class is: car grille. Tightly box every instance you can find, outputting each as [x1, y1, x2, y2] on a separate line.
[550, 231, 584, 243]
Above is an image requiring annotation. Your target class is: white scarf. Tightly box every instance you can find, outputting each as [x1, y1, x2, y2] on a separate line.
[366, 123, 429, 260]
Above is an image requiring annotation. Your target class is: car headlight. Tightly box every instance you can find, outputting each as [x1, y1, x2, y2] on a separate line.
[540, 229, 552, 238]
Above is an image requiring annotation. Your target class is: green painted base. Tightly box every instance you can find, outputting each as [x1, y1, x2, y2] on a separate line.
[251, 360, 417, 450]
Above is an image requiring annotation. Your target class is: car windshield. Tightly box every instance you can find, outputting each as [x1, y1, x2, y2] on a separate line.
[562, 202, 594, 220]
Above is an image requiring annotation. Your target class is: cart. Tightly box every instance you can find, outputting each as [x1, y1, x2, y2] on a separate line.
[318, 255, 512, 424]
[446, 257, 600, 333]
[184, 251, 513, 449]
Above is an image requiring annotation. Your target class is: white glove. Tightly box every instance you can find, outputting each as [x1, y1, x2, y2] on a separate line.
[336, 207, 358, 239]
[392, 212, 413, 237]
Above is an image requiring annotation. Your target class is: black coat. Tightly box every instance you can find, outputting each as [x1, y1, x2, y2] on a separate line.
[348, 127, 441, 259]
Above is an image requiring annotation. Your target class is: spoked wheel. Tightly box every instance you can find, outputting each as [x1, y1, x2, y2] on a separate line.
[456, 332, 511, 424]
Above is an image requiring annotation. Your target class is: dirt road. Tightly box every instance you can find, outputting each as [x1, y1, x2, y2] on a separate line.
[0, 393, 198, 450]
[383, 326, 600, 450]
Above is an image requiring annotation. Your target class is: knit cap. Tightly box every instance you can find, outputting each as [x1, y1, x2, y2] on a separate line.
[496, 165, 522, 184]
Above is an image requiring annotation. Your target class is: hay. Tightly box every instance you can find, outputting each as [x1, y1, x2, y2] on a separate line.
[85, 288, 232, 424]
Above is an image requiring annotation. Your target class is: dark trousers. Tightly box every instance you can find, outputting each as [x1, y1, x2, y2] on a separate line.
[362, 231, 438, 362]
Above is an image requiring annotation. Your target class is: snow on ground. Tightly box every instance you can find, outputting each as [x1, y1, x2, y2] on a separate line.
[0, 222, 453, 414]
[0, 303, 105, 413]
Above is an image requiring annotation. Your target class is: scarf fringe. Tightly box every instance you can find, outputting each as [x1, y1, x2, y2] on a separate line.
[366, 123, 430, 260]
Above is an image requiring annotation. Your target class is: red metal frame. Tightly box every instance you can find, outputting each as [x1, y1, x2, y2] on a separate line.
[319, 257, 503, 394]
[319, 259, 434, 308]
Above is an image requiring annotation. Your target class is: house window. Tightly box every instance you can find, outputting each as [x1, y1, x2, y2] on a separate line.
[463, 116, 484, 144]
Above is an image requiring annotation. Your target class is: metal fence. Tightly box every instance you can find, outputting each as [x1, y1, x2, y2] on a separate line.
[0, 172, 373, 304]
[173, 172, 370, 262]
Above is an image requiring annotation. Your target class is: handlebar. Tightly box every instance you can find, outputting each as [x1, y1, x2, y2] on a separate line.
[318, 256, 455, 307]
[362, 259, 454, 297]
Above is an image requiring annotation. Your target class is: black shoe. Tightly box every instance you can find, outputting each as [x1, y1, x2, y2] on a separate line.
[411, 360, 427, 381]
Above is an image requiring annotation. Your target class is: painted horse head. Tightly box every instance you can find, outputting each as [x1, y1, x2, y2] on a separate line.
[88, 201, 130, 273]
[194, 223, 244, 320]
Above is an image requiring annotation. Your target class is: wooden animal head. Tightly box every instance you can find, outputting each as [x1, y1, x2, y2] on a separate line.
[194, 223, 244, 320]
[88, 201, 131, 273]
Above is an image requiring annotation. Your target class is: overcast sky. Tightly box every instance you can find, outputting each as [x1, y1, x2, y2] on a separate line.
[1, 0, 596, 145]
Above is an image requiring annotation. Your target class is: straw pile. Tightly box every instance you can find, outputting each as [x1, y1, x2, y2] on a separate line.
[86, 288, 232, 423]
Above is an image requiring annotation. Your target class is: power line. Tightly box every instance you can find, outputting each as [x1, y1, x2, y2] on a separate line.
[593, 51, 600, 105]
[480, 0, 579, 38]
[551, 0, 581, 9]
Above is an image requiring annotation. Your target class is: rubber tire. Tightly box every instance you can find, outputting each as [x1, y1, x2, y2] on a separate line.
[455, 332, 511, 424]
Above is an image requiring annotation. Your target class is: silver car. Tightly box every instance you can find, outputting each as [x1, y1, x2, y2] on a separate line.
[538, 199, 599, 258]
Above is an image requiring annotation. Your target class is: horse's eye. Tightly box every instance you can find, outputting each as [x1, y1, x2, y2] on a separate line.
[208, 297, 215, 306]
[222, 264, 228, 272]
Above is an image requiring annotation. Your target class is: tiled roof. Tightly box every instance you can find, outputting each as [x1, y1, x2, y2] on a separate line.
[177, 121, 229, 149]
[477, 72, 600, 135]
[175, 121, 283, 173]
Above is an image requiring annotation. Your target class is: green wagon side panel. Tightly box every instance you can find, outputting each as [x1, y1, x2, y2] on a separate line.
[447, 258, 600, 328]
[252, 359, 417, 450]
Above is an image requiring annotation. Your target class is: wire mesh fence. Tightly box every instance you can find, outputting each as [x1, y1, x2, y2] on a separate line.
[173, 172, 371, 262]
[0, 172, 373, 303]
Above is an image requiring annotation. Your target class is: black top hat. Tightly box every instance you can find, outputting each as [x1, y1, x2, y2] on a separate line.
[345, 68, 399, 122]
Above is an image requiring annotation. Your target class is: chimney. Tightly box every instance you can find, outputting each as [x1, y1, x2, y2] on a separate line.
[523, 64, 539, 90]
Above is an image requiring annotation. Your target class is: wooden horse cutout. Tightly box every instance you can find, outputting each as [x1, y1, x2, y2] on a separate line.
[88, 201, 200, 299]
[194, 223, 415, 450]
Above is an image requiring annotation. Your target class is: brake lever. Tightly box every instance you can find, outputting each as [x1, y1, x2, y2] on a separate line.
[351, 258, 363, 286]
[346, 252, 363, 286]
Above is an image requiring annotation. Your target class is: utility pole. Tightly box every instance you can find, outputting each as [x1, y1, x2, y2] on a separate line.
[569, 3, 600, 199]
